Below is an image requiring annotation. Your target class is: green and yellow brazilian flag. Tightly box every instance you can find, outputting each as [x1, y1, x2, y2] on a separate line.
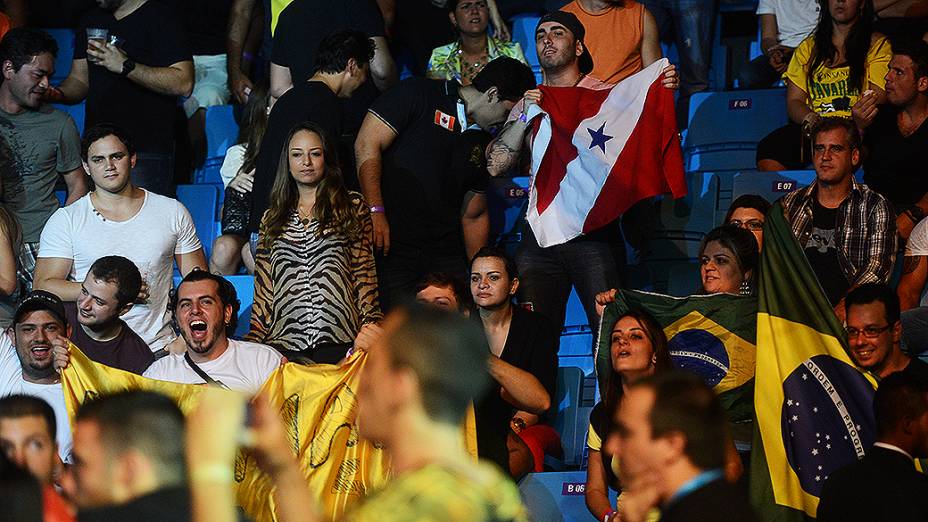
[596, 289, 758, 438]
[750, 203, 877, 520]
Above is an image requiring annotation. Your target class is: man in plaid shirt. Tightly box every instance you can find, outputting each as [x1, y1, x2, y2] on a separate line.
[781, 117, 897, 323]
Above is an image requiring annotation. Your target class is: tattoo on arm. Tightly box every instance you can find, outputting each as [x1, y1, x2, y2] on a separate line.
[487, 142, 518, 175]
[903, 256, 923, 276]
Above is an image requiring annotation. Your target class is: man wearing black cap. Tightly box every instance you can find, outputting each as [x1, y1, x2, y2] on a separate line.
[355, 56, 537, 310]
[485, 12, 676, 340]
[0, 290, 73, 462]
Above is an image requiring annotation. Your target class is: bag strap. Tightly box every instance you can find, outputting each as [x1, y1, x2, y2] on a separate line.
[184, 352, 229, 389]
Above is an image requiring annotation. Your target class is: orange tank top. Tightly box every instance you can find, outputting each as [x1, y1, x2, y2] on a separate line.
[561, 0, 645, 84]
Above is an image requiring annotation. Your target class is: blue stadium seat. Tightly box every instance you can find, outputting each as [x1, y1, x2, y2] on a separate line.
[54, 190, 66, 207]
[486, 176, 530, 241]
[53, 101, 85, 134]
[667, 261, 700, 297]
[226, 274, 254, 339]
[176, 184, 220, 258]
[731, 169, 816, 204]
[552, 366, 588, 468]
[519, 471, 617, 521]
[684, 89, 787, 171]
[44, 28, 75, 84]
[510, 15, 543, 84]
[194, 105, 239, 184]
[657, 171, 721, 236]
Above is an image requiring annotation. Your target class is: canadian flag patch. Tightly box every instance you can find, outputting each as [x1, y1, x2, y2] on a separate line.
[434, 110, 456, 131]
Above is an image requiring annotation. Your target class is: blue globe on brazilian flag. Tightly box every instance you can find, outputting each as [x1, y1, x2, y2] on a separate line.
[596, 289, 758, 430]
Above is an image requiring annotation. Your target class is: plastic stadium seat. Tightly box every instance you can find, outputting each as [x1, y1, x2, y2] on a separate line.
[486, 176, 530, 241]
[656, 171, 721, 236]
[194, 105, 239, 184]
[176, 184, 220, 258]
[684, 89, 787, 171]
[53, 102, 85, 134]
[54, 190, 66, 207]
[519, 471, 617, 522]
[226, 274, 254, 339]
[510, 15, 543, 84]
[44, 28, 75, 84]
[731, 169, 816, 205]
[552, 366, 587, 468]
[667, 261, 700, 297]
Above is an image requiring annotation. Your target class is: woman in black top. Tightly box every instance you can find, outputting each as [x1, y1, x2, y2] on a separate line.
[470, 246, 559, 478]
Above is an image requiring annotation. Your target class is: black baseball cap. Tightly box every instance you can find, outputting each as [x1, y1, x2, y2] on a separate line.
[536, 11, 594, 75]
[14, 290, 68, 328]
[471, 56, 538, 102]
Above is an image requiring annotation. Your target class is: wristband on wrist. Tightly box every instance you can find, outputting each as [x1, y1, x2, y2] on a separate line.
[369, 205, 385, 214]
[189, 463, 233, 484]
[602, 509, 617, 522]
[518, 112, 528, 124]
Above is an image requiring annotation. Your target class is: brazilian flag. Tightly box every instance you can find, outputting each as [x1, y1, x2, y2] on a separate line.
[596, 289, 757, 433]
[750, 203, 877, 520]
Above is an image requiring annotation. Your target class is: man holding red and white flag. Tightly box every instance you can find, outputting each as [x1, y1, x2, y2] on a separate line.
[487, 10, 685, 335]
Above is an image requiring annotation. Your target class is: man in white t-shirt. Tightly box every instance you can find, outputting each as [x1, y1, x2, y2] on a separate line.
[0, 290, 74, 462]
[34, 124, 207, 353]
[142, 270, 282, 394]
[736, 0, 820, 89]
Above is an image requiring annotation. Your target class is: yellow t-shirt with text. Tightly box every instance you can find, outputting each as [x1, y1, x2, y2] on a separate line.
[784, 35, 892, 117]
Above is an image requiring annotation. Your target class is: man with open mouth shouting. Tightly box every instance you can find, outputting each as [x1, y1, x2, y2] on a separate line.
[141, 270, 283, 394]
[0, 289, 74, 462]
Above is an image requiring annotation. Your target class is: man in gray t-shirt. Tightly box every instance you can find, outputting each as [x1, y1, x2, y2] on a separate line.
[0, 28, 88, 291]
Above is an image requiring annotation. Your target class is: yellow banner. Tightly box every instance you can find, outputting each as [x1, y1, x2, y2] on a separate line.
[61, 343, 388, 521]
[61, 343, 478, 521]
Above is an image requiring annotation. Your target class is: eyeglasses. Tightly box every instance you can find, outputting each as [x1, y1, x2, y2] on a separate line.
[845, 325, 891, 339]
[729, 219, 764, 231]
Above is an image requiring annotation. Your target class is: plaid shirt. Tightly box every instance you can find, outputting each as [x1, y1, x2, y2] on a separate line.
[781, 178, 897, 288]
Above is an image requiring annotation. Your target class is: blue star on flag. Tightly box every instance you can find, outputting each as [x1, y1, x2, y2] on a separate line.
[587, 123, 613, 153]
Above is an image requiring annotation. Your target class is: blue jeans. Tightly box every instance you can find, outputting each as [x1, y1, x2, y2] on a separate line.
[514, 225, 623, 333]
[639, 0, 716, 128]
[901, 307, 928, 356]
[132, 152, 176, 198]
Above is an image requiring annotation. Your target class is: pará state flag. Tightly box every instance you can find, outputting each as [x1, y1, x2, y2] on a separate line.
[596, 289, 757, 427]
[750, 203, 877, 520]
[525, 58, 686, 247]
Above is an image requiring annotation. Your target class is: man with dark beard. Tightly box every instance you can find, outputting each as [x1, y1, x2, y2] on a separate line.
[142, 270, 282, 393]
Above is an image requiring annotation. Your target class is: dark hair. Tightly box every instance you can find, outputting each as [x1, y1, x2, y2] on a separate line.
[313, 29, 375, 75]
[698, 225, 759, 290]
[0, 395, 56, 441]
[76, 391, 186, 486]
[470, 245, 519, 281]
[263, 121, 361, 242]
[88, 256, 142, 309]
[471, 56, 537, 102]
[81, 123, 136, 162]
[237, 81, 270, 177]
[602, 309, 673, 429]
[169, 270, 240, 336]
[635, 371, 728, 470]
[845, 282, 900, 325]
[811, 116, 861, 150]
[807, 0, 875, 99]
[414, 272, 472, 311]
[0, 456, 43, 522]
[0, 27, 58, 73]
[724, 194, 771, 224]
[892, 39, 928, 83]
[386, 303, 491, 424]
[873, 372, 928, 439]
[446, 0, 488, 12]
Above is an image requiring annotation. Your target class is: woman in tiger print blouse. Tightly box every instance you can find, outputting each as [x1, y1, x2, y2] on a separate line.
[245, 122, 382, 363]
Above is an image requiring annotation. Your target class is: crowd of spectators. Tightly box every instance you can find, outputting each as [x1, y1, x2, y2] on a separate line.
[1, 0, 928, 520]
